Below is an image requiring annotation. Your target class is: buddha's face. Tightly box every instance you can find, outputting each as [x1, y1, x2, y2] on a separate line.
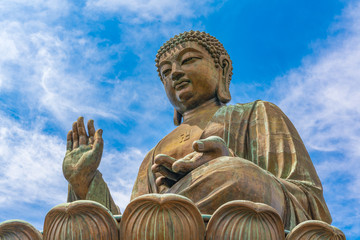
[159, 42, 221, 114]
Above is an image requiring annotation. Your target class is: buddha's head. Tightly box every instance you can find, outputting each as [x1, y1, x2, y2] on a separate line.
[155, 31, 233, 125]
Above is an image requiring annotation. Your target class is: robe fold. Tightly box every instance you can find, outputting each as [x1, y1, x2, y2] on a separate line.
[67, 170, 120, 215]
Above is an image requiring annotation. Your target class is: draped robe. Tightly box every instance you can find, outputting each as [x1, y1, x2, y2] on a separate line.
[131, 100, 331, 230]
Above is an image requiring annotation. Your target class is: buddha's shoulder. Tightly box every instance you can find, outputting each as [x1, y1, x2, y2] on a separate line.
[219, 100, 281, 112]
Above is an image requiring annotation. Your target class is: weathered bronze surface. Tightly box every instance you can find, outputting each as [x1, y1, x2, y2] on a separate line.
[206, 200, 285, 240]
[0, 197, 346, 239]
[0, 220, 42, 240]
[43, 200, 119, 240]
[62, 31, 334, 234]
[63, 118, 120, 214]
[120, 193, 205, 240]
[285, 220, 346, 240]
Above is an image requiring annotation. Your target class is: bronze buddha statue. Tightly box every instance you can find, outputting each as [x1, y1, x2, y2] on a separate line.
[62, 31, 331, 231]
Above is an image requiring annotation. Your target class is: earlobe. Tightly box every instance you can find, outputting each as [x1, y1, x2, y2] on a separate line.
[217, 55, 232, 103]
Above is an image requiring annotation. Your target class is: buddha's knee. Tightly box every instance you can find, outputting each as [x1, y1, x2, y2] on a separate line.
[198, 156, 286, 217]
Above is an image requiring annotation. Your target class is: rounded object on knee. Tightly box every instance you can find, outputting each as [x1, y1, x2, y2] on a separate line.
[285, 220, 346, 240]
[120, 193, 205, 240]
[0, 220, 42, 240]
[206, 200, 285, 240]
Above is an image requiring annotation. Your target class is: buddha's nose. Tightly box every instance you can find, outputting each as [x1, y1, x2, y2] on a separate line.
[171, 63, 185, 81]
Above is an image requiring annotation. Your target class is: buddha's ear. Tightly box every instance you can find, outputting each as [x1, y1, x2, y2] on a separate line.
[217, 55, 232, 103]
[173, 109, 182, 126]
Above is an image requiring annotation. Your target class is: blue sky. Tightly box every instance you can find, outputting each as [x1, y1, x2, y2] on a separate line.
[0, 0, 359, 238]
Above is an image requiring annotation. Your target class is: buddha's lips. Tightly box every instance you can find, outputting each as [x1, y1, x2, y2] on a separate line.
[174, 79, 190, 90]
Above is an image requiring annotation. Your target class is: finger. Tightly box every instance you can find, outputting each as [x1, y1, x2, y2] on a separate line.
[154, 154, 177, 170]
[72, 122, 79, 149]
[87, 119, 95, 144]
[228, 148, 236, 157]
[77, 116, 87, 146]
[151, 164, 182, 181]
[74, 129, 103, 174]
[92, 129, 104, 154]
[192, 136, 230, 156]
[155, 176, 176, 188]
[66, 130, 73, 152]
[181, 151, 197, 160]
[172, 153, 203, 173]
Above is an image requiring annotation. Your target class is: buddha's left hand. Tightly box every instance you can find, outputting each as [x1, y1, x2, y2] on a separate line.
[152, 136, 234, 188]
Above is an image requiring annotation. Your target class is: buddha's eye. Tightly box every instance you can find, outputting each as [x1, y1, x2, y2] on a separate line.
[181, 57, 200, 65]
[162, 69, 171, 77]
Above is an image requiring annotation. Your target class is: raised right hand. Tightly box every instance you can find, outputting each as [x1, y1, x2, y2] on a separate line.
[62, 117, 103, 199]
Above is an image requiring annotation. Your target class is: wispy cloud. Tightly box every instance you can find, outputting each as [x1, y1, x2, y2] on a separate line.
[0, 8, 115, 125]
[0, 115, 65, 204]
[0, 0, 70, 22]
[100, 147, 146, 212]
[84, 0, 224, 65]
[0, 113, 67, 228]
[85, 0, 225, 23]
[272, 2, 360, 236]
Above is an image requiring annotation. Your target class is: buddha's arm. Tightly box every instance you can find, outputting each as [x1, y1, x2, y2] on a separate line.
[244, 101, 332, 226]
[63, 117, 120, 215]
[185, 101, 331, 229]
[131, 149, 156, 199]
[67, 170, 120, 215]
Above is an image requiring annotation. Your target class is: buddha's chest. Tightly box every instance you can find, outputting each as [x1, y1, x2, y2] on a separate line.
[154, 124, 204, 160]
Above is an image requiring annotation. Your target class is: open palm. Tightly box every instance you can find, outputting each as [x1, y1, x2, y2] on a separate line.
[62, 117, 103, 199]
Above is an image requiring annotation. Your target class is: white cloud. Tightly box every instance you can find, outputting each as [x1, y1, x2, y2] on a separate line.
[0, 0, 70, 22]
[0, 114, 67, 227]
[100, 147, 146, 212]
[273, 2, 360, 236]
[85, 0, 224, 23]
[0, 19, 123, 127]
[276, 2, 360, 160]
